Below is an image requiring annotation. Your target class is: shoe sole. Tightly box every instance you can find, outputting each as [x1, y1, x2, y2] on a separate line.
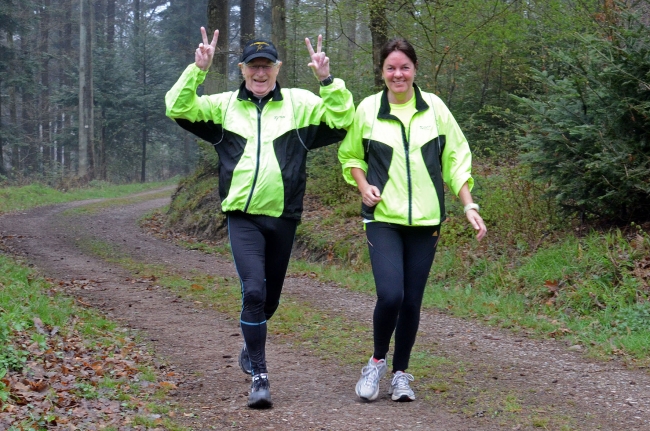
[248, 393, 273, 409]
[391, 393, 415, 402]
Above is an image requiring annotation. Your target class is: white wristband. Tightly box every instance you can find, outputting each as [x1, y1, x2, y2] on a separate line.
[463, 203, 480, 214]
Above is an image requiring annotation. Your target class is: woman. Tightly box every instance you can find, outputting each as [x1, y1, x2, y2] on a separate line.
[338, 38, 486, 402]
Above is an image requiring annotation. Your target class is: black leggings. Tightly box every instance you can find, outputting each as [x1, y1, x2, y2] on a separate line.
[366, 222, 440, 372]
[227, 212, 297, 375]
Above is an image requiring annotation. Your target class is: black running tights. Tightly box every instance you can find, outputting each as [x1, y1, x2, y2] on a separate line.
[227, 211, 297, 375]
[366, 222, 440, 372]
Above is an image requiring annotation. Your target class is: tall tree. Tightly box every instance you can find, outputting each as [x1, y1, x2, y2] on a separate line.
[368, 0, 386, 89]
[0, 0, 19, 176]
[100, 0, 116, 180]
[240, 0, 255, 48]
[39, 0, 51, 173]
[0, 72, 4, 176]
[57, 0, 74, 174]
[79, 0, 94, 178]
[133, 0, 148, 182]
[207, 0, 229, 93]
[271, 0, 286, 84]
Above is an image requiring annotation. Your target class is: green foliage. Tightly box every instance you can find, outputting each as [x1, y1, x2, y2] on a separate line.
[0, 344, 28, 373]
[0, 255, 70, 374]
[513, 7, 650, 223]
[465, 105, 521, 158]
[166, 141, 225, 240]
[612, 303, 650, 334]
[420, 224, 650, 359]
[441, 165, 563, 259]
[306, 144, 354, 205]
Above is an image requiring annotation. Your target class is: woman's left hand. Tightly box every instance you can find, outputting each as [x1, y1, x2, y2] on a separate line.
[466, 209, 487, 241]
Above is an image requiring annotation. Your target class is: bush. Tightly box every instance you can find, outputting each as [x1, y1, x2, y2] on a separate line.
[513, 7, 650, 223]
[166, 141, 226, 240]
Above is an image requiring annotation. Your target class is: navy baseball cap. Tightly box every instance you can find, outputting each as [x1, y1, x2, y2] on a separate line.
[241, 39, 279, 63]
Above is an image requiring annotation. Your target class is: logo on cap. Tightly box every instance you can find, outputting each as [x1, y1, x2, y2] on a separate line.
[250, 41, 269, 51]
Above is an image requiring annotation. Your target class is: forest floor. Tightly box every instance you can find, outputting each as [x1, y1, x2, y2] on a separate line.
[0, 188, 649, 431]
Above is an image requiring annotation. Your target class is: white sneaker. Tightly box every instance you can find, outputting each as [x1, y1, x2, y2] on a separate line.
[389, 371, 415, 401]
[355, 357, 388, 401]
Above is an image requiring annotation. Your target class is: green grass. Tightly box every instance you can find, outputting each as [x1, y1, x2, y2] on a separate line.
[0, 253, 189, 430]
[0, 177, 178, 214]
[61, 189, 174, 216]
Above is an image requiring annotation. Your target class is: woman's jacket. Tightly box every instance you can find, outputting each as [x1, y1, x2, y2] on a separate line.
[338, 84, 473, 226]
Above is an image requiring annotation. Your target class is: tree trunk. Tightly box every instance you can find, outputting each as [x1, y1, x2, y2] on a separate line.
[79, 0, 94, 179]
[107, 0, 115, 46]
[40, 0, 51, 175]
[0, 76, 4, 177]
[368, 0, 387, 90]
[141, 125, 147, 183]
[9, 31, 17, 175]
[98, 0, 116, 181]
[241, 0, 256, 49]
[345, 2, 357, 61]
[62, 0, 73, 172]
[271, 0, 286, 84]
[290, 0, 300, 85]
[207, 0, 229, 94]
[133, 0, 147, 183]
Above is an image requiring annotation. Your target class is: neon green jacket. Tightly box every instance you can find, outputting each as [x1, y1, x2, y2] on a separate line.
[338, 85, 474, 226]
[165, 64, 354, 219]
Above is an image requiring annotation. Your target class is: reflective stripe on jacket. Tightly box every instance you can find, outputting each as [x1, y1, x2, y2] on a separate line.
[165, 64, 355, 219]
[338, 84, 473, 226]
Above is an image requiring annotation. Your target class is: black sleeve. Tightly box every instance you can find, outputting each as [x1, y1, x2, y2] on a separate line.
[175, 119, 224, 145]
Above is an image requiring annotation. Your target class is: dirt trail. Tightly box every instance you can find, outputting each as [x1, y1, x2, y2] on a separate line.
[1, 189, 649, 431]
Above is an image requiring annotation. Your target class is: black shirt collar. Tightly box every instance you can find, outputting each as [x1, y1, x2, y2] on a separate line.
[377, 83, 429, 120]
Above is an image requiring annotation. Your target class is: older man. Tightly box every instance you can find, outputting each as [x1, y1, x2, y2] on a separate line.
[165, 27, 354, 408]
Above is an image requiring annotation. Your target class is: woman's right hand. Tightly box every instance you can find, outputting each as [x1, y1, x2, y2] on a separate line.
[360, 184, 382, 207]
[195, 27, 219, 71]
[350, 167, 381, 207]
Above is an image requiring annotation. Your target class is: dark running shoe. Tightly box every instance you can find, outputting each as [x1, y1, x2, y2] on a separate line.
[238, 344, 252, 375]
[248, 374, 273, 409]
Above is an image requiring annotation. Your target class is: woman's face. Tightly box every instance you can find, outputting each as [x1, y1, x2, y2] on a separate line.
[382, 50, 416, 99]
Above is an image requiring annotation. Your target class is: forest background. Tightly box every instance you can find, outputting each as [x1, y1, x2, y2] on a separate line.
[1, 0, 650, 361]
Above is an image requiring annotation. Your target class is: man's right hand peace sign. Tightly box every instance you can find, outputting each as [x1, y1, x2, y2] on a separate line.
[195, 26, 219, 71]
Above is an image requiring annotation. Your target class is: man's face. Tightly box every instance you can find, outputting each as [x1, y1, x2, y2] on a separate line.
[239, 58, 281, 98]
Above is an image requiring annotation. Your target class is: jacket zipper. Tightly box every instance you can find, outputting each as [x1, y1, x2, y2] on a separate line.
[401, 122, 413, 225]
[243, 104, 263, 213]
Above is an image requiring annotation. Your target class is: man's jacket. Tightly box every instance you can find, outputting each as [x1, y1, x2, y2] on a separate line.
[165, 64, 354, 219]
[338, 84, 474, 226]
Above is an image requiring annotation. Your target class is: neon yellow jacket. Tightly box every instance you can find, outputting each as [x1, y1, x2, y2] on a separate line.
[166, 64, 354, 219]
[338, 85, 474, 226]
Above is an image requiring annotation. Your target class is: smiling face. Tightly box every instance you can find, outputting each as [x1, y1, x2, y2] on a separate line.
[381, 50, 416, 103]
[239, 58, 281, 98]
